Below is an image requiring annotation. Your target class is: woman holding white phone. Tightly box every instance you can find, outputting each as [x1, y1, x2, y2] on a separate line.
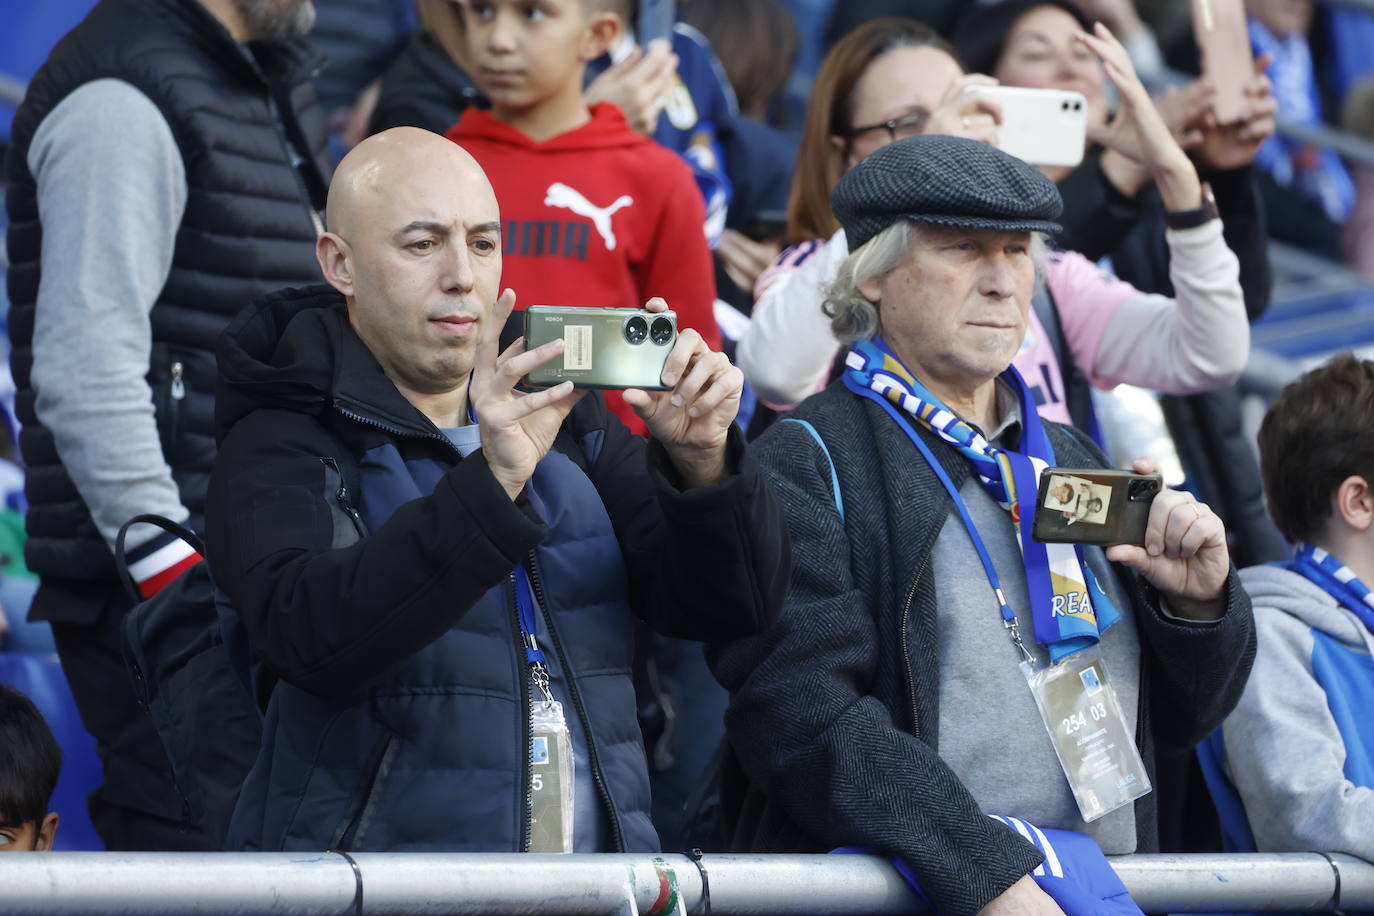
[952, 0, 1288, 573]
[736, 15, 1250, 434]
[952, 0, 1277, 318]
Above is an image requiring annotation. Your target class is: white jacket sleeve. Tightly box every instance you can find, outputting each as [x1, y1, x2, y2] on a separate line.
[736, 230, 848, 409]
[1084, 220, 1249, 393]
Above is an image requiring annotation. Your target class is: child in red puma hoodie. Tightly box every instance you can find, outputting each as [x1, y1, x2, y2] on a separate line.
[445, 0, 717, 433]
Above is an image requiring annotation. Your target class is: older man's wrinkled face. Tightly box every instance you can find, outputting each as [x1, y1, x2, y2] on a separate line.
[234, 0, 316, 42]
[862, 227, 1035, 390]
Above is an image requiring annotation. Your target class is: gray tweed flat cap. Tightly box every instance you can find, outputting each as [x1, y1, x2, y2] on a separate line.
[833, 134, 1063, 249]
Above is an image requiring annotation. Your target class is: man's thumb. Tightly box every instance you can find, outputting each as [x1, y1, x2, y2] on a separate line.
[1105, 544, 1148, 572]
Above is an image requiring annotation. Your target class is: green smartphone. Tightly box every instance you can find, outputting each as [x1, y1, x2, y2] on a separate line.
[522, 305, 677, 391]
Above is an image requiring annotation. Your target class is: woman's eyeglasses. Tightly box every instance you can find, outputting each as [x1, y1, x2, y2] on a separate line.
[847, 110, 930, 142]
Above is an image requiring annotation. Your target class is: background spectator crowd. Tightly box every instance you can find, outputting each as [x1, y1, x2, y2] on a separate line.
[0, 2, 1372, 912]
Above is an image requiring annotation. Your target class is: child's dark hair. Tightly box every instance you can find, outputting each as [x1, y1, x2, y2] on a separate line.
[0, 685, 62, 827]
[1258, 353, 1374, 542]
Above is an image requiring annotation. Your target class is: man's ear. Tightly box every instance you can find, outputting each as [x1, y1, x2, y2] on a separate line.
[34, 813, 58, 851]
[858, 275, 883, 304]
[581, 10, 622, 62]
[1334, 475, 1374, 532]
[317, 232, 356, 298]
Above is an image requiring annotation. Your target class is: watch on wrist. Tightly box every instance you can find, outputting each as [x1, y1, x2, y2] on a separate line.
[1163, 181, 1218, 230]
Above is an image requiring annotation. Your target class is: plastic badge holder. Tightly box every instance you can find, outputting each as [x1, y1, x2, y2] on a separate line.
[1021, 647, 1152, 822]
[528, 699, 575, 853]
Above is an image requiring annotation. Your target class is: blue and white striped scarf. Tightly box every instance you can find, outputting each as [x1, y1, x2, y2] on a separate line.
[1289, 542, 1374, 635]
[843, 337, 1119, 661]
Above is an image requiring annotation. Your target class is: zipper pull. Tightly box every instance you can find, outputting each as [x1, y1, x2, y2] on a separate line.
[170, 362, 185, 401]
[322, 457, 366, 530]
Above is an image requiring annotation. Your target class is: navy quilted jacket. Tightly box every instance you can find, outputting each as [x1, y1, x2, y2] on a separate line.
[207, 286, 787, 852]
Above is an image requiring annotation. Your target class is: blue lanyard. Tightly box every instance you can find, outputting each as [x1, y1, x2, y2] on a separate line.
[843, 374, 1035, 662]
[467, 398, 553, 676]
[512, 564, 547, 668]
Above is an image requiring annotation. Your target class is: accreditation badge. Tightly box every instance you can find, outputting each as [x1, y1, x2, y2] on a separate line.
[1021, 648, 1151, 821]
[528, 698, 575, 852]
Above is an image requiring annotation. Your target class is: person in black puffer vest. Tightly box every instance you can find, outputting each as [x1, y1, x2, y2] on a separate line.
[4, 0, 329, 850]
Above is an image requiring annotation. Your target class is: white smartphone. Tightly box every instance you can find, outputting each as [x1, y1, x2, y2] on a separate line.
[967, 86, 1088, 168]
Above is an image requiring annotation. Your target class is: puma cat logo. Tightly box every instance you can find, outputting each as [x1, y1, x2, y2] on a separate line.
[544, 182, 634, 251]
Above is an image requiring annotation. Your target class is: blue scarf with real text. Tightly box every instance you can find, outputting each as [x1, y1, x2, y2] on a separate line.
[843, 337, 1118, 662]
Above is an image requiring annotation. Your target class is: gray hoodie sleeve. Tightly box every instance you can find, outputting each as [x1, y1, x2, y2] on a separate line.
[27, 78, 190, 554]
[1222, 602, 1374, 860]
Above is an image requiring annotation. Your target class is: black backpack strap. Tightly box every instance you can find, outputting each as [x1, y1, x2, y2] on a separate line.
[114, 514, 205, 605]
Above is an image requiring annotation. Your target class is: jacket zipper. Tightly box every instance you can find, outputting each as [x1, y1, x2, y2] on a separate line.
[899, 548, 934, 738]
[508, 572, 536, 852]
[165, 360, 185, 443]
[320, 457, 366, 535]
[127, 658, 195, 828]
[527, 551, 627, 852]
[335, 403, 459, 457]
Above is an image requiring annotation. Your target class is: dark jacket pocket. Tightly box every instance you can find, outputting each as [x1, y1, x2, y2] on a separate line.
[328, 731, 397, 851]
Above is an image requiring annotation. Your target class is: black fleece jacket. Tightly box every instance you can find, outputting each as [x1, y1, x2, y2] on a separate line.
[207, 286, 791, 700]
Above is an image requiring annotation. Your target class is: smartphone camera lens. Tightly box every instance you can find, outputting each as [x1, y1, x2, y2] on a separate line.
[1127, 478, 1157, 502]
[649, 316, 674, 346]
[624, 315, 649, 345]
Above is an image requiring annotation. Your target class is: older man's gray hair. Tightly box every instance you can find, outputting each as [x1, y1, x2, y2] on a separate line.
[825, 221, 1049, 345]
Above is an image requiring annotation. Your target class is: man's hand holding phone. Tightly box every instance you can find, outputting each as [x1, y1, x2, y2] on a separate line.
[1104, 457, 1229, 621]
[471, 288, 587, 500]
[623, 297, 742, 489]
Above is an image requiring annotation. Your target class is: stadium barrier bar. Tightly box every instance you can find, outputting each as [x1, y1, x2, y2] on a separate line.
[1, 851, 1372, 915]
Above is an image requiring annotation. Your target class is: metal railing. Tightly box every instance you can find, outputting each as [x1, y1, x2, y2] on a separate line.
[1275, 119, 1374, 168]
[1, 852, 1372, 915]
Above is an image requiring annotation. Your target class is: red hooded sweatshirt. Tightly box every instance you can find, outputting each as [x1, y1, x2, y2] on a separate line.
[447, 103, 718, 434]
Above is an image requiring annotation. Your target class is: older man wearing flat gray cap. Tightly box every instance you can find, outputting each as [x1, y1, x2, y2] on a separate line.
[708, 136, 1254, 916]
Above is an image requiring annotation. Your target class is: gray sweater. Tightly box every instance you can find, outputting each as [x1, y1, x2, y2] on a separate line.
[27, 78, 189, 554]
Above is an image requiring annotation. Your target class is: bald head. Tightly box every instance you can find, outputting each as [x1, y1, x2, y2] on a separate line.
[327, 127, 494, 241]
[315, 127, 504, 410]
